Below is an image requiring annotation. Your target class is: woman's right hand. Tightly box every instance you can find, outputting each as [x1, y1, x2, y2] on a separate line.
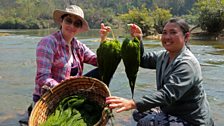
[106, 96, 136, 113]
[41, 85, 52, 96]
[99, 23, 111, 42]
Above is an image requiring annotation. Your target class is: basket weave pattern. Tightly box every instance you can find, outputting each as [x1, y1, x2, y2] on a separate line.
[29, 76, 111, 126]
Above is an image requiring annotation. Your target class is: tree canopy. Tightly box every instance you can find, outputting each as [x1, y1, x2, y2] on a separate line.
[194, 0, 224, 33]
[0, 0, 223, 35]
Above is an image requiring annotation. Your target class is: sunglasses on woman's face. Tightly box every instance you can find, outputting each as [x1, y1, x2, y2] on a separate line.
[64, 17, 82, 28]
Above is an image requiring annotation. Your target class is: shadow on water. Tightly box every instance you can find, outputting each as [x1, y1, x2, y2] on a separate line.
[208, 50, 224, 55]
[191, 39, 224, 49]
[205, 60, 224, 66]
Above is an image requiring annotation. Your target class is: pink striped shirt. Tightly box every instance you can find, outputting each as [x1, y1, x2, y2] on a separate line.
[34, 31, 97, 96]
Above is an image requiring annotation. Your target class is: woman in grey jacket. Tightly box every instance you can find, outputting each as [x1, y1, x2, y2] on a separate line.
[106, 18, 214, 126]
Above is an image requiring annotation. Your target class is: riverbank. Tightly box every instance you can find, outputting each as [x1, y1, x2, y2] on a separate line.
[1, 29, 224, 41]
[144, 33, 224, 41]
[191, 32, 224, 40]
[144, 34, 161, 40]
[0, 32, 11, 36]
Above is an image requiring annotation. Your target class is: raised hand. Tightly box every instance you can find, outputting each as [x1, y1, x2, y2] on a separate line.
[99, 23, 111, 42]
[128, 23, 143, 40]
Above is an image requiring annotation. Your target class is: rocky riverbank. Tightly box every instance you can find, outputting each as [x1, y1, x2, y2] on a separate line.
[0, 32, 11, 36]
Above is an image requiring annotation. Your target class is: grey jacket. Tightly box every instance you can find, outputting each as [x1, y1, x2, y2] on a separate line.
[135, 46, 214, 125]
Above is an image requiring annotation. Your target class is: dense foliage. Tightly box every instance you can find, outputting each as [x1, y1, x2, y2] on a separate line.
[151, 6, 173, 34]
[118, 5, 154, 36]
[194, 0, 224, 33]
[0, 0, 223, 35]
[0, 0, 194, 30]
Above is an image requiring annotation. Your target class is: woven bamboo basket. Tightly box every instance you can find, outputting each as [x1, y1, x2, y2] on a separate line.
[29, 76, 111, 126]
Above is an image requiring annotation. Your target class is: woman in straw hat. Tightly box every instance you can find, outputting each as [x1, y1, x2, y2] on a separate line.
[33, 4, 102, 102]
[19, 5, 112, 125]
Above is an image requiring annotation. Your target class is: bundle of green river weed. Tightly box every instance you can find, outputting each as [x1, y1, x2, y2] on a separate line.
[97, 39, 122, 86]
[121, 37, 140, 98]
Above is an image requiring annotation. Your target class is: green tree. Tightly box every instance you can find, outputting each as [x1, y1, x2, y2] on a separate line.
[0, 0, 197, 29]
[118, 5, 154, 36]
[151, 6, 172, 34]
[85, 8, 115, 29]
[153, 0, 195, 16]
[15, 0, 36, 18]
[194, 0, 224, 33]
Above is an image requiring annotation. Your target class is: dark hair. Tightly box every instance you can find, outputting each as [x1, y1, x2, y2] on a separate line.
[164, 18, 191, 49]
[61, 14, 69, 20]
[165, 18, 190, 35]
[58, 14, 69, 29]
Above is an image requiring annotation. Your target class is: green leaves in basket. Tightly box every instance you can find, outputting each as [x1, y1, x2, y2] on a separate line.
[40, 95, 103, 126]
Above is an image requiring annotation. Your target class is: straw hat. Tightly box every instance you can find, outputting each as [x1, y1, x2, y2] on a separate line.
[53, 5, 89, 32]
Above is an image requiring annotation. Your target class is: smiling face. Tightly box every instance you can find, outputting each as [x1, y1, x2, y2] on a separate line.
[161, 22, 186, 55]
[60, 15, 83, 42]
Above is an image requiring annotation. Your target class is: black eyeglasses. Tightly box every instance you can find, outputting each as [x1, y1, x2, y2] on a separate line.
[64, 17, 82, 28]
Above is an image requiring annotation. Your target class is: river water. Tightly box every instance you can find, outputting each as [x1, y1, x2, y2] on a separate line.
[0, 29, 224, 126]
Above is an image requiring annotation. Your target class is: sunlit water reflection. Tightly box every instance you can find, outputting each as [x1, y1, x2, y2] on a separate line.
[0, 30, 224, 125]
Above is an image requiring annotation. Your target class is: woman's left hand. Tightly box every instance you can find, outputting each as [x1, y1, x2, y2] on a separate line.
[128, 23, 143, 40]
[106, 96, 136, 113]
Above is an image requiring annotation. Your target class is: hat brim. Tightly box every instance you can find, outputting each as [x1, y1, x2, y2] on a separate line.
[53, 9, 89, 32]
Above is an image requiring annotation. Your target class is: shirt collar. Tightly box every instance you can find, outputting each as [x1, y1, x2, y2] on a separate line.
[58, 30, 68, 47]
[59, 30, 78, 47]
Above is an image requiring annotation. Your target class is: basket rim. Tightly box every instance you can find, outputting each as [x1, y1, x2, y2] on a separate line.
[29, 76, 111, 126]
